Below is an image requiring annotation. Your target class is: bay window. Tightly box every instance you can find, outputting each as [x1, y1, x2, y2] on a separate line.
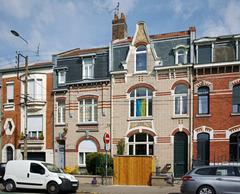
[27, 115, 43, 139]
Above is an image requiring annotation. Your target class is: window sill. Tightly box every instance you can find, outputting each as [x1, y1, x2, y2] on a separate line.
[55, 123, 66, 127]
[172, 115, 189, 119]
[77, 122, 98, 126]
[196, 114, 211, 118]
[79, 164, 86, 167]
[231, 113, 240, 116]
[128, 117, 153, 121]
[133, 71, 148, 75]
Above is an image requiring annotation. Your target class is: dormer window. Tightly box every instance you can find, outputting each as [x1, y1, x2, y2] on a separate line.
[135, 46, 147, 72]
[174, 45, 188, 65]
[83, 58, 94, 79]
[58, 70, 66, 84]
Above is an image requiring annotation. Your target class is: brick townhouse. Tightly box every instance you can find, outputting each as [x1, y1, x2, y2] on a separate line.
[52, 47, 110, 169]
[193, 35, 240, 166]
[110, 13, 196, 177]
[0, 62, 54, 162]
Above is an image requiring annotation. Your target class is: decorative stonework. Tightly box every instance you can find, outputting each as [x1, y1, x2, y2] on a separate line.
[4, 118, 15, 136]
[194, 80, 213, 93]
[226, 125, 240, 139]
[133, 22, 150, 47]
[129, 121, 152, 129]
[229, 79, 240, 89]
[193, 126, 214, 140]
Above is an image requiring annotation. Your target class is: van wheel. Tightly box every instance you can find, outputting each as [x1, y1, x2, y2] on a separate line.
[5, 180, 16, 192]
[47, 182, 60, 194]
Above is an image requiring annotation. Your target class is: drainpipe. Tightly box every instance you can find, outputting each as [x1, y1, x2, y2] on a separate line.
[189, 66, 194, 170]
[109, 42, 113, 157]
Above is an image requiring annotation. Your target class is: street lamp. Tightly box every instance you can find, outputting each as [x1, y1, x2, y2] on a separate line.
[11, 30, 29, 160]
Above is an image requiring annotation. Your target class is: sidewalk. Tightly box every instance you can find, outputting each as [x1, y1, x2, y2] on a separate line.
[78, 183, 181, 194]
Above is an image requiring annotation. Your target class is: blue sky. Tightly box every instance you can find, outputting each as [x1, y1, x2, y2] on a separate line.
[0, 0, 240, 67]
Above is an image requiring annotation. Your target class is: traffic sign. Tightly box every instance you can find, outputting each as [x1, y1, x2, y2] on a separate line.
[104, 132, 110, 144]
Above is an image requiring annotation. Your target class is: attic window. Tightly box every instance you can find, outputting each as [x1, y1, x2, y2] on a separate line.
[83, 58, 94, 79]
[135, 46, 147, 72]
[58, 70, 66, 84]
[213, 42, 235, 62]
[174, 45, 188, 65]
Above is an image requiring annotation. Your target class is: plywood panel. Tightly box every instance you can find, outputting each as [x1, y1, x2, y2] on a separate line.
[113, 156, 155, 185]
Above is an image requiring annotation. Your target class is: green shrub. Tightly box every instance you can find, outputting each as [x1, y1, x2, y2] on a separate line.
[86, 153, 113, 176]
[117, 139, 125, 155]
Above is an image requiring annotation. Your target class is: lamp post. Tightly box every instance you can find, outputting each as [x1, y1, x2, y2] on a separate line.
[11, 30, 29, 160]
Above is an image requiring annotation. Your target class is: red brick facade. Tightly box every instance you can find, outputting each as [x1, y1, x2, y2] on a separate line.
[193, 72, 240, 164]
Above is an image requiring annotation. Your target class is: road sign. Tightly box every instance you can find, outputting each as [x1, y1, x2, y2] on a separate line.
[104, 132, 110, 144]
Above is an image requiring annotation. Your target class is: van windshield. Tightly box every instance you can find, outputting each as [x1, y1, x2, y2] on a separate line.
[42, 163, 62, 173]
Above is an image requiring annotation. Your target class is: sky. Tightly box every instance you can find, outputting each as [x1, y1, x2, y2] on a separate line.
[0, 0, 240, 67]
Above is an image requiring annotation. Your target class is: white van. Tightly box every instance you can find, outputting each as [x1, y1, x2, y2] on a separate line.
[3, 160, 79, 194]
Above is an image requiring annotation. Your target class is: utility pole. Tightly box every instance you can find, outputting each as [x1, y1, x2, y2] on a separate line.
[11, 30, 29, 160]
[17, 53, 28, 160]
[23, 55, 28, 160]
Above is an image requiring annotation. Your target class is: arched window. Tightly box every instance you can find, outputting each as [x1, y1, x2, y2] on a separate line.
[198, 86, 210, 114]
[78, 140, 97, 166]
[232, 84, 240, 113]
[136, 46, 147, 72]
[130, 88, 152, 117]
[174, 84, 188, 115]
[6, 146, 13, 161]
[174, 46, 188, 65]
[229, 132, 240, 162]
[128, 133, 154, 155]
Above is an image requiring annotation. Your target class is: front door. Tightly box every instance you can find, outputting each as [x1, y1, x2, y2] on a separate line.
[197, 133, 210, 165]
[174, 132, 188, 177]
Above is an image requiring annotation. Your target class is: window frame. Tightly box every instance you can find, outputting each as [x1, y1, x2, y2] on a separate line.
[135, 46, 147, 73]
[232, 84, 240, 113]
[174, 84, 188, 116]
[6, 82, 14, 104]
[57, 101, 66, 124]
[198, 86, 210, 115]
[82, 58, 94, 79]
[58, 70, 66, 84]
[129, 88, 153, 118]
[27, 115, 43, 139]
[128, 133, 154, 156]
[78, 98, 98, 124]
[174, 47, 188, 65]
[28, 78, 43, 101]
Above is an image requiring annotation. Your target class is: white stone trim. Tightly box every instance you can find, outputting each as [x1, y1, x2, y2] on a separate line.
[193, 126, 214, 140]
[226, 125, 240, 139]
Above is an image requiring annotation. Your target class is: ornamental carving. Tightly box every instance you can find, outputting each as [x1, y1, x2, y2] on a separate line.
[129, 121, 152, 129]
[134, 23, 150, 46]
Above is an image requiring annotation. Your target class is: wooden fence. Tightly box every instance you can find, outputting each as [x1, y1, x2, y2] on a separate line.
[113, 156, 156, 185]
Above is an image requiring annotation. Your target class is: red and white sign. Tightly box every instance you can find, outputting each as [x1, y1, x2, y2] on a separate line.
[104, 132, 110, 144]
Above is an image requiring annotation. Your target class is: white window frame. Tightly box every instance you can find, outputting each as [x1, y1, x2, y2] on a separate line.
[6, 82, 14, 104]
[128, 133, 154, 155]
[174, 46, 188, 65]
[58, 71, 66, 84]
[174, 86, 188, 116]
[28, 79, 43, 101]
[57, 101, 66, 124]
[82, 58, 94, 79]
[129, 88, 152, 118]
[27, 115, 43, 139]
[78, 99, 98, 124]
[135, 46, 147, 73]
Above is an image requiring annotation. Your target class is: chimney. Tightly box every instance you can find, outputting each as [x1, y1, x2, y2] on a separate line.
[112, 13, 128, 41]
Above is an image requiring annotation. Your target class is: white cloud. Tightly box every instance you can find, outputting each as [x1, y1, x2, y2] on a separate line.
[170, 0, 202, 19]
[202, 0, 240, 36]
[0, 0, 33, 19]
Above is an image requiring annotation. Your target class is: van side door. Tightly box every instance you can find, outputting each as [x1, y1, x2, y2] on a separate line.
[27, 162, 46, 189]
